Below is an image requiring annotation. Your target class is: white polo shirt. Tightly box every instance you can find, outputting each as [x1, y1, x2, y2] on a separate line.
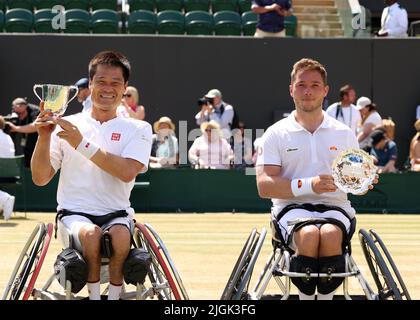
[256, 110, 359, 217]
[326, 103, 361, 135]
[50, 111, 152, 215]
[380, 2, 408, 38]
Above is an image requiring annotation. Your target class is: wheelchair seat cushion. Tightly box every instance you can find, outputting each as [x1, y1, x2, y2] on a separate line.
[123, 248, 152, 285]
[54, 248, 88, 293]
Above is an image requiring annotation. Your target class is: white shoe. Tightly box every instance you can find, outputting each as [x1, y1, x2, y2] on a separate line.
[3, 195, 15, 221]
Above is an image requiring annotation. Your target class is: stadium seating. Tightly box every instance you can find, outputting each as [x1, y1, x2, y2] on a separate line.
[237, 0, 250, 14]
[185, 10, 213, 35]
[64, 8, 90, 33]
[0, 10, 4, 31]
[157, 10, 184, 34]
[284, 14, 297, 37]
[6, 0, 33, 11]
[241, 10, 256, 36]
[91, 0, 117, 11]
[211, 0, 238, 13]
[5, 8, 33, 32]
[129, 0, 155, 12]
[128, 9, 156, 34]
[34, 8, 60, 32]
[183, 0, 209, 13]
[156, 0, 183, 12]
[213, 10, 241, 36]
[91, 9, 119, 33]
[62, 0, 90, 11]
[34, 0, 62, 10]
[0, 0, 4, 11]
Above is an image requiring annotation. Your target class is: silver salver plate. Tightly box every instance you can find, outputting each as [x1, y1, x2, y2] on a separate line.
[332, 148, 377, 195]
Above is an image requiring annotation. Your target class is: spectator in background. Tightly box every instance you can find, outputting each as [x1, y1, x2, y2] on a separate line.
[231, 121, 253, 169]
[195, 89, 234, 139]
[75, 77, 92, 113]
[118, 86, 145, 120]
[376, 0, 408, 38]
[189, 120, 233, 170]
[370, 129, 398, 173]
[5, 97, 39, 168]
[0, 116, 16, 220]
[326, 84, 361, 135]
[409, 119, 420, 171]
[149, 116, 178, 169]
[357, 98, 382, 151]
[251, 0, 293, 37]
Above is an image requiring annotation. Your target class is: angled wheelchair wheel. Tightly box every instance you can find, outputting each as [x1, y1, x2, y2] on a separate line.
[359, 229, 402, 300]
[134, 223, 181, 300]
[1, 223, 48, 300]
[221, 228, 257, 300]
[144, 223, 189, 300]
[368, 229, 411, 300]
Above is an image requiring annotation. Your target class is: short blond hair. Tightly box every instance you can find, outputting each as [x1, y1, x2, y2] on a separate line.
[291, 58, 328, 85]
[125, 86, 139, 105]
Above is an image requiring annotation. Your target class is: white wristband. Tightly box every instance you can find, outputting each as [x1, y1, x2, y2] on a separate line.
[76, 137, 100, 159]
[291, 177, 314, 197]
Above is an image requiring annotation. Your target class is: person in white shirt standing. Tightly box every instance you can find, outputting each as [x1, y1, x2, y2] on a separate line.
[31, 51, 152, 300]
[326, 84, 361, 136]
[0, 116, 16, 221]
[256, 58, 378, 300]
[75, 77, 92, 113]
[376, 0, 408, 38]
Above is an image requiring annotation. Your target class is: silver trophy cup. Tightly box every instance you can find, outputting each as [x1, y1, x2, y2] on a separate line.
[33, 84, 78, 116]
[332, 148, 377, 195]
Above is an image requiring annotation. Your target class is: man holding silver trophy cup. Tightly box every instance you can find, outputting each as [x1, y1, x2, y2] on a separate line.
[31, 51, 153, 300]
[256, 58, 378, 300]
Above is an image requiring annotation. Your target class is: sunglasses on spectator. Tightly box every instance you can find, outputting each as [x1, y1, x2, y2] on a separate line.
[205, 129, 212, 132]
[123, 93, 132, 97]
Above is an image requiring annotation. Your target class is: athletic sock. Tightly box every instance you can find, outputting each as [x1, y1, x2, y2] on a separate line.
[108, 283, 123, 300]
[87, 281, 101, 300]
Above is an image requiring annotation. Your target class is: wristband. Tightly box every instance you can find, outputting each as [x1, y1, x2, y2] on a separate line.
[76, 137, 100, 159]
[291, 177, 314, 197]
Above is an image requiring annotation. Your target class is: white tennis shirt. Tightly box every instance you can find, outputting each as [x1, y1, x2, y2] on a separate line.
[50, 112, 152, 215]
[256, 111, 359, 217]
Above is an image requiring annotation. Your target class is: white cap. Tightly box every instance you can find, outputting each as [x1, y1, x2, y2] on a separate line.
[205, 89, 222, 98]
[356, 96, 372, 110]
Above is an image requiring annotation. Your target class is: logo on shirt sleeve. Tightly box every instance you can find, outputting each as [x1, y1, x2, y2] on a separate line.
[329, 146, 338, 151]
[111, 133, 121, 141]
[297, 179, 303, 189]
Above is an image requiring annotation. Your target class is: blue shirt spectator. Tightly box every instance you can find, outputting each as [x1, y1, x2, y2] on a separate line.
[252, 0, 292, 34]
[370, 129, 398, 173]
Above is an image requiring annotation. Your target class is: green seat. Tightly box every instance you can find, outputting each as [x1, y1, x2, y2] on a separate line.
[156, 10, 184, 34]
[91, 9, 119, 33]
[6, 0, 33, 11]
[155, 0, 183, 12]
[5, 8, 33, 32]
[128, 9, 156, 34]
[64, 8, 90, 33]
[91, 0, 117, 11]
[129, 0, 155, 12]
[34, 8, 60, 32]
[34, 0, 62, 9]
[241, 10, 256, 36]
[237, 0, 250, 13]
[185, 10, 213, 35]
[0, 0, 5, 11]
[211, 0, 237, 13]
[213, 10, 241, 36]
[183, 0, 209, 13]
[62, 0, 90, 10]
[284, 14, 297, 37]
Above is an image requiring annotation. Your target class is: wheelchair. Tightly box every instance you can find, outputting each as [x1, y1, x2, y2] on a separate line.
[221, 218, 411, 300]
[1, 220, 189, 300]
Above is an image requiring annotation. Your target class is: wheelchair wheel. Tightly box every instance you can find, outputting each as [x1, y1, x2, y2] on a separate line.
[144, 223, 189, 300]
[221, 228, 257, 300]
[369, 229, 411, 300]
[1, 223, 47, 300]
[134, 223, 181, 300]
[359, 229, 402, 300]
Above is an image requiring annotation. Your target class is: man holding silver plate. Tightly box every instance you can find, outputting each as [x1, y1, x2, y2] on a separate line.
[256, 58, 378, 300]
[31, 51, 153, 300]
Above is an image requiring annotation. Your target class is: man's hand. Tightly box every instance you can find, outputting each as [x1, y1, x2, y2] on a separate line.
[312, 175, 337, 194]
[55, 117, 83, 149]
[34, 101, 56, 137]
[5, 121, 18, 132]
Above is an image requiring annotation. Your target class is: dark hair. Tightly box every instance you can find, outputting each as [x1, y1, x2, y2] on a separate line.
[339, 84, 354, 100]
[291, 58, 328, 85]
[365, 102, 377, 112]
[88, 51, 131, 83]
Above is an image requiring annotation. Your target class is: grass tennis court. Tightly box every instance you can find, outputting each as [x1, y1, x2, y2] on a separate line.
[1, 213, 419, 300]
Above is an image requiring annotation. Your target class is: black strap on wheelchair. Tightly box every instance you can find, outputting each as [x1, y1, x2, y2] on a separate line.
[54, 209, 128, 239]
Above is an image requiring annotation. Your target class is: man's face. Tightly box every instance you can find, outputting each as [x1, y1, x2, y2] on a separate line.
[290, 70, 329, 113]
[12, 103, 27, 115]
[374, 139, 386, 150]
[209, 96, 222, 106]
[385, 0, 396, 6]
[90, 64, 127, 111]
[346, 89, 356, 104]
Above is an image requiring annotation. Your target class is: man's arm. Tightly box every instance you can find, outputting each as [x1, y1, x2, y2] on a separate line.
[357, 123, 375, 142]
[6, 122, 37, 134]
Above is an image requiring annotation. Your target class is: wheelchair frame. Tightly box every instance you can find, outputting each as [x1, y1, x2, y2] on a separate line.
[1, 221, 188, 300]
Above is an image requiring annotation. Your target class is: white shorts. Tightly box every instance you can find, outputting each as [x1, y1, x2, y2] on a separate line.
[58, 214, 134, 252]
[272, 207, 352, 251]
